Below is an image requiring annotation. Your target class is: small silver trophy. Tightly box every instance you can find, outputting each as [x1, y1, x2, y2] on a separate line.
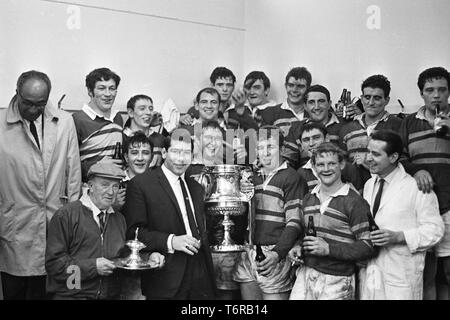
[117, 228, 152, 270]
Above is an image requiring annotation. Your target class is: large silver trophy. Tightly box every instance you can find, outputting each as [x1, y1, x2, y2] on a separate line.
[200, 165, 254, 253]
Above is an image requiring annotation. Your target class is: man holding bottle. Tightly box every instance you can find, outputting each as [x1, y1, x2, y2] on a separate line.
[233, 126, 307, 300]
[289, 142, 376, 300]
[359, 130, 443, 300]
[399, 67, 450, 300]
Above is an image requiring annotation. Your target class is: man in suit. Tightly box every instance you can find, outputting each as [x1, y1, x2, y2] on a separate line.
[123, 128, 216, 300]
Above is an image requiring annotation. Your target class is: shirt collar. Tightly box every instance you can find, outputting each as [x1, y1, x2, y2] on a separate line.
[375, 164, 400, 186]
[306, 112, 340, 127]
[80, 192, 114, 216]
[123, 169, 131, 182]
[162, 163, 185, 184]
[280, 101, 306, 121]
[82, 103, 119, 122]
[326, 112, 341, 126]
[257, 160, 288, 177]
[303, 159, 313, 170]
[354, 111, 390, 128]
[311, 182, 350, 197]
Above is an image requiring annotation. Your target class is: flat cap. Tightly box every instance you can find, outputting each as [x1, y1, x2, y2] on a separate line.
[87, 162, 126, 181]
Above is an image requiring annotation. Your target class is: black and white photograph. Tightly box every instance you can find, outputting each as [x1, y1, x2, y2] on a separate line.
[0, 0, 449, 315]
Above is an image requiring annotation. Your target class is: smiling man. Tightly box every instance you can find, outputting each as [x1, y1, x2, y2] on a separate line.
[123, 129, 216, 300]
[233, 126, 307, 300]
[284, 84, 343, 169]
[289, 142, 376, 300]
[181, 67, 236, 126]
[45, 162, 165, 300]
[359, 130, 443, 300]
[260, 67, 312, 137]
[226, 71, 276, 131]
[123, 94, 166, 168]
[297, 122, 363, 193]
[339, 75, 402, 184]
[72, 68, 124, 182]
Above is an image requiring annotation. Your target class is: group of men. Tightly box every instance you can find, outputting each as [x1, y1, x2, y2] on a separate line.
[0, 64, 449, 300]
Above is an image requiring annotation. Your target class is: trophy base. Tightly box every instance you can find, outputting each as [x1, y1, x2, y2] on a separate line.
[211, 244, 249, 253]
[114, 259, 155, 270]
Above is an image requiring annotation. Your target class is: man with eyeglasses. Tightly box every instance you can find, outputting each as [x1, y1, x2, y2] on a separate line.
[72, 67, 124, 182]
[0, 70, 81, 299]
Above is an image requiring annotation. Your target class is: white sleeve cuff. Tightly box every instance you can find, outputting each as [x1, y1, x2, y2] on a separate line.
[167, 234, 175, 254]
[403, 229, 419, 253]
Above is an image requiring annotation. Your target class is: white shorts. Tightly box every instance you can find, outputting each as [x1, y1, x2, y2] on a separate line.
[290, 266, 355, 300]
[233, 245, 295, 294]
[435, 211, 450, 258]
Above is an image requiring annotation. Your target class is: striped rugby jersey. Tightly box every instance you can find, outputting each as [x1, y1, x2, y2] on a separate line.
[302, 184, 375, 276]
[253, 162, 308, 258]
[339, 112, 402, 162]
[399, 106, 450, 214]
[260, 101, 307, 137]
[73, 105, 123, 181]
[297, 160, 364, 193]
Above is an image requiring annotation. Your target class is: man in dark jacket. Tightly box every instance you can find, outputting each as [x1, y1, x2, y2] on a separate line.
[45, 162, 165, 299]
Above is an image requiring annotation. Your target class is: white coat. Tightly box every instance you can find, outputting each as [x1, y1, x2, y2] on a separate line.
[0, 96, 81, 276]
[360, 164, 444, 300]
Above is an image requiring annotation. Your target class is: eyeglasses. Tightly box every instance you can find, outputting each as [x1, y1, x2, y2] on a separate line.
[17, 91, 48, 108]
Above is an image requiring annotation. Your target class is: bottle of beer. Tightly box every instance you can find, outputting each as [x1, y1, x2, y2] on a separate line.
[340, 88, 348, 118]
[112, 142, 123, 160]
[339, 88, 347, 104]
[306, 216, 316, 237]
[255, 243, 266, 263]
[435, 105, 449, 136]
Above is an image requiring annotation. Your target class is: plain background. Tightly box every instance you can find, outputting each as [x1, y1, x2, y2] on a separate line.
[0, 0, 449, 115]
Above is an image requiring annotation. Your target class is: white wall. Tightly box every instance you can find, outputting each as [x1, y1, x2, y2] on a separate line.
[0, 0, 245, 112]
[1, 0, 449, 114]
[243, 0, 450, 113]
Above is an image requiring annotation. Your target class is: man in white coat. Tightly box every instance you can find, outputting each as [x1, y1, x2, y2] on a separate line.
[360, 129, 444, 299]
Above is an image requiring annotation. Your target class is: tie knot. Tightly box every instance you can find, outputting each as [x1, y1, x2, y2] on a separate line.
[98, 211, 105, 220]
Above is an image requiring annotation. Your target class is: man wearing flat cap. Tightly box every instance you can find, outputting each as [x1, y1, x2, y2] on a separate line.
[45, 162, 165, 299]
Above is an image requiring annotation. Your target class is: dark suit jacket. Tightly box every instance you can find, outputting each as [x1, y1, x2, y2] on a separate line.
[123, 166, 216, 299]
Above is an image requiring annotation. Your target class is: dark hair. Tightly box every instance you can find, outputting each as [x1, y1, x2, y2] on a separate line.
[305, 84, 331, 102]
[311, 142, 345, 165]
[361, 74, 391, 98]
[244, 71, 271, 90]
[124, 131, 154, 155]
[195, 87, 221, 104]
[285, 67, 312, 87]
[299, 122, 328, 140]
[168, 128, 194, 151]
[126, 94, 153, 110]
[369, 129, 403, 159]
[210, 67, 236, 84]
[257, 125, 284, 148]
[16, 70, 52, 94]
[417, 67, 450, 93]
[85, 67, 121, 93]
